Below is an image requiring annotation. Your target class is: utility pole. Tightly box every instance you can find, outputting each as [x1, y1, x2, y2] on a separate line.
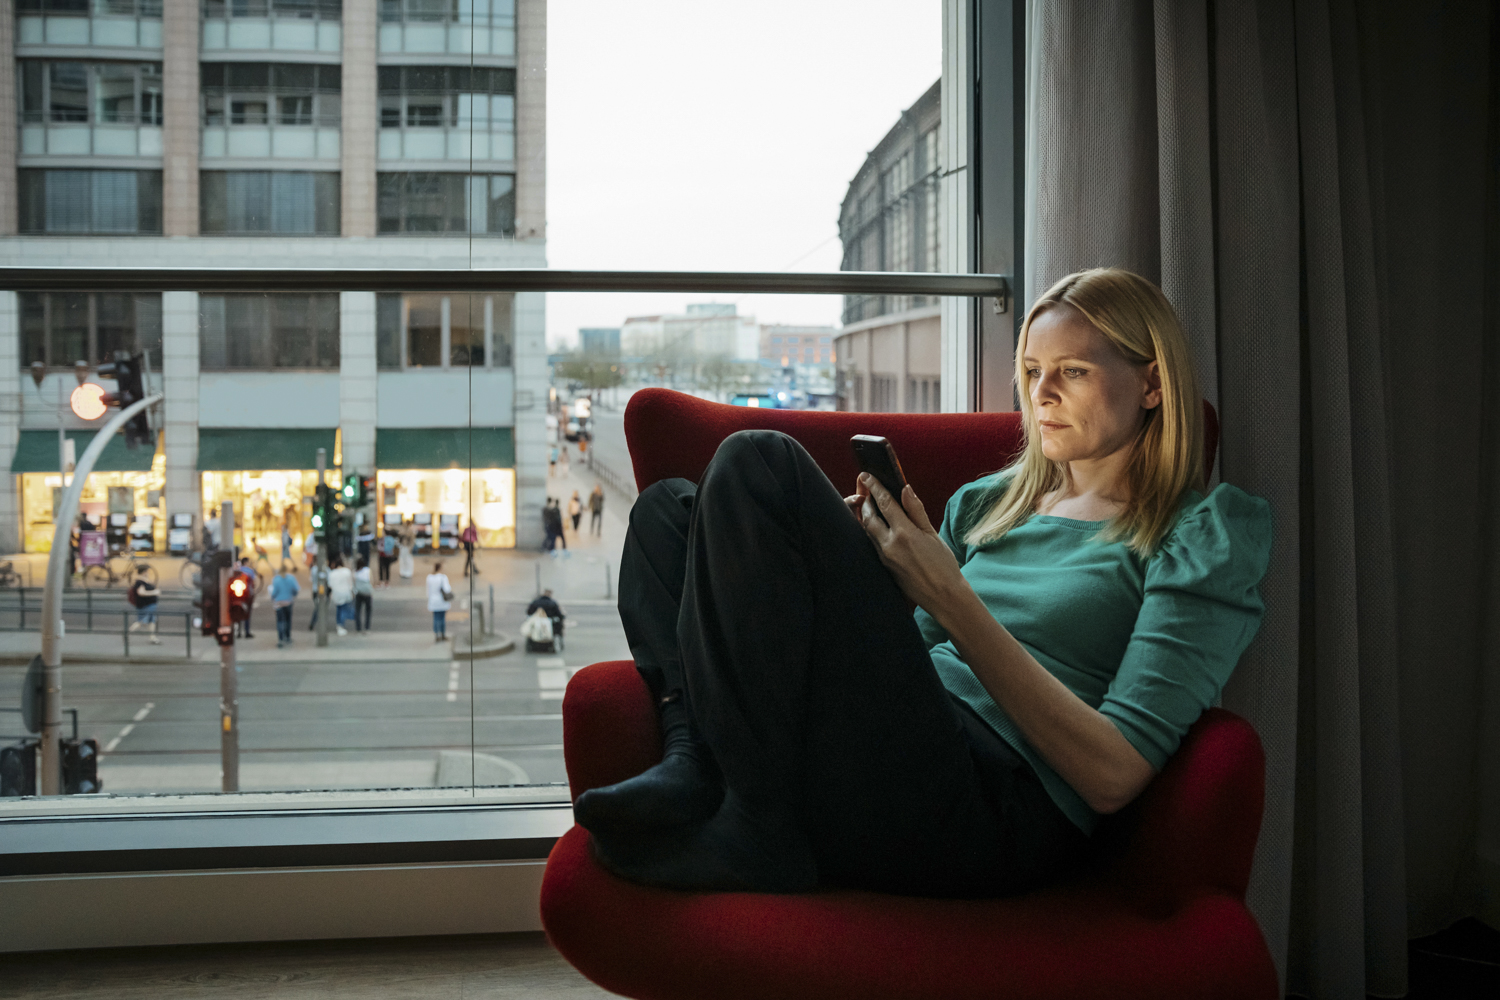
[218, 501, 239, 792]
[315, 447, 330, 648]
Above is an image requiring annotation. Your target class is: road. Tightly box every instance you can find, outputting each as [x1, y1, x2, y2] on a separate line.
[0, 597, 631, 796]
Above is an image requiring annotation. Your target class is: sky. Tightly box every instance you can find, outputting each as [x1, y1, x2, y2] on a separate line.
[544, 0, 943, 349]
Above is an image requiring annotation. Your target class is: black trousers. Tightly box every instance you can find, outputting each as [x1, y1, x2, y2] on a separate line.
[618, 430, 1087, 899]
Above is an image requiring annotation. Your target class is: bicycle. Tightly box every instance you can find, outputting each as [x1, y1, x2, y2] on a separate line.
[0, 561, 22, 589]
[83, 552, 157, 589]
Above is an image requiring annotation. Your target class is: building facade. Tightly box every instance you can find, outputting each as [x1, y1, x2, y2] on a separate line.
[835, 79, 942, 413]
[0, 0, 549, 552]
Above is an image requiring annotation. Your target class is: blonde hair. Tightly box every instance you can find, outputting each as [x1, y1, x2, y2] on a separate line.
[962, 268, 1205, 557]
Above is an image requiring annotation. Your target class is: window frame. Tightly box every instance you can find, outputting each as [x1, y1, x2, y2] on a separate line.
[0, 0, 1021, 902]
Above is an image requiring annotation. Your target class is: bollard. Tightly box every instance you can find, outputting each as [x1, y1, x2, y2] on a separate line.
[122, 609, 129, 660]
[534, 563, 541, 596]
[488, 584, 495, 636]
[606, 561, 612, 600]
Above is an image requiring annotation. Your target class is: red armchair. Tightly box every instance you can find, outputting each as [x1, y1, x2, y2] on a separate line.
[541, 389, 1278, 1000]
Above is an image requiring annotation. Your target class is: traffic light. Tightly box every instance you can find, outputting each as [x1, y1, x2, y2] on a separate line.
[342, 473, 359, 504]
[195, 549, 233, 638]
[96, 350, 152, 448]
[307, 485, 328, 539]
[227, 569, 253, 623]
[359, 473, 375, 507]
[62, 737, 101, 794]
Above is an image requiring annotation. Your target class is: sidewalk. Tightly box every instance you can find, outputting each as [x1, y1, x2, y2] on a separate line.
[1, 455, 636, 612]
[0, 627, 512, 665]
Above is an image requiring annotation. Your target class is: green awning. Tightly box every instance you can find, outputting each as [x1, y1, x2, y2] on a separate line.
[377, 428, 515, 469]
[10, 429, 158, 474]
[196, 428, 337, 471]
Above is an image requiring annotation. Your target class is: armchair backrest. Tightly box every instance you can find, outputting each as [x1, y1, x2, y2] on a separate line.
[624, 389, 1220, 517]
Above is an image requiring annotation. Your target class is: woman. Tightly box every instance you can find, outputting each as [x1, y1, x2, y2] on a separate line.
[397, 523, 415, 580]
[568, 491, 583, 535]
[461, 519, 480, 577]
[378, 529, 396, 586]
[574, 268, 1274, 898]
[427, 562, 453, 642]
[327, 556, 354, 637]
[270, 561, 300, 648]
[353, 557, 374, 632]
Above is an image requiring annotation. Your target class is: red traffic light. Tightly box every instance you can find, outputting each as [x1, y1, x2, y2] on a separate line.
[226, 570, 253, 623]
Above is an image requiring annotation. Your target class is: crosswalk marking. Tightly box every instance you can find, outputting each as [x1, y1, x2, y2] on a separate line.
[105, 702, 154, 753]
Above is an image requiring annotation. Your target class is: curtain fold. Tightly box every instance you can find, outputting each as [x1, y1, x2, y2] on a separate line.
[1025, 1, 1497, 996]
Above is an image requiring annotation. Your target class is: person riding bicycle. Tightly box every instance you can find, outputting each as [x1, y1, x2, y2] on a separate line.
[128, 566, 161, 645]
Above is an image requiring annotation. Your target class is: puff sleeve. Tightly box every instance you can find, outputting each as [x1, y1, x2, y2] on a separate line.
[1097, 484, 1274, 771]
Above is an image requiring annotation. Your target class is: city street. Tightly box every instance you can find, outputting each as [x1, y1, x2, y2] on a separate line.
[0, 451, 637, 797]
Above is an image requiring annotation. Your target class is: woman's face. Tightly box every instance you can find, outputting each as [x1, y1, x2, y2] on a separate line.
[1022, 304, 1161, 467]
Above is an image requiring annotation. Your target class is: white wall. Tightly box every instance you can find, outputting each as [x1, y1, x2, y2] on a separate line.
[375, 369, 515, 428]
[197, 372, 342, 428]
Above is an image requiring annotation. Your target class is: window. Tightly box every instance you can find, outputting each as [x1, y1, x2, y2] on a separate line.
[198, 294, 340, 369]
[19, 292, 163, 369]
[379, 0, 513, 27]
[378, 65, 514, 129]
[18, 60, 163, 125]
[200, 171, 341, 235]
[376, 172, 514, 235]
[202, 63, 342, 127]
[18, 170, 163, 234]
[376, 292, 514, 369]
[202, 0, 342, 18]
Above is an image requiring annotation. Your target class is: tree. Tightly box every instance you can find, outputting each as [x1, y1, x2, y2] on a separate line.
[553, 352, 624, 393]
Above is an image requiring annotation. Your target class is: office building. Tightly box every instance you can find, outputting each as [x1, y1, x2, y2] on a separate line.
[835, 79, 941, 413]
[0, 0, 549, 551]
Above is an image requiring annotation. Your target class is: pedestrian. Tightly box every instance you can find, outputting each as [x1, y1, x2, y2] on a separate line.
[541, 498, 557, 552]
[236, 556, 258, 638]
[589, 483, 605, 536]
[304, 531, 318, 569]
[270, 561, 300, 648]
[356, 521, 374, 564]
[549, 444, 559, 477]
[378, 529, 396, 585]
[354, 557, 373, 632]
[281, 522, 293, 564]
[307, 560, 328, 631]
[204, 513, 222, 550]
[427, 561, 453, 642]
[398, 523, 415, 579]
[461, 518, 480, 576]
[558, 444, 571, 477]
[128, 565, 162, 645]
[546, 499, 568, 554]
[328, 555, 354, 637]
[568, 490, 583, 534]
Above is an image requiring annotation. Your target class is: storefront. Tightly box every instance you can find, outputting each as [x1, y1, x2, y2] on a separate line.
[197, 428, 337, 553]
[375, 428, 516, 549]
[12, 430, 165, 553]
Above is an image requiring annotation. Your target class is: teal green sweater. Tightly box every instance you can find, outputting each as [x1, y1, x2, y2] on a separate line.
[915, 472, 1274, 834]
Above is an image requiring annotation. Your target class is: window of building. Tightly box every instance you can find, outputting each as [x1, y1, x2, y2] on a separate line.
[202, 0, 342, 19]
[201, 62, 342, 127]
[17, 0, 163, 12]
[376, 172, 515, 235]
[378, 0, 513, 27]
[198, 294, 340, 369]
[18, 60, 163, 125]
[871, 374, 899, 412]
[376, 292, 515, 369]
[377, 65, 516, 130]
[200, 171, 341, 235]
[19, 292, 163, 369]
[17, 169, 163, 235]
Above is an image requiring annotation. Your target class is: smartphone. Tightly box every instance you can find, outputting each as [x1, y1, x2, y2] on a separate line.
[851, 435, 909, 514]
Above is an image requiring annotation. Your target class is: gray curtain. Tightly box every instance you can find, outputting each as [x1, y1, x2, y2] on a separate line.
[1024, 1, 1499, 997]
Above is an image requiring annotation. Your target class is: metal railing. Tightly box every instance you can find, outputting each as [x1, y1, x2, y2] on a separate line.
[0, 267, 1009, 300]
[0, 590, 196, 659]
[585, 448, 637, 501]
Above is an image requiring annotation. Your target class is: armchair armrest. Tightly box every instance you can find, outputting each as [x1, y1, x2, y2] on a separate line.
[561, 661, 662, 800]
[1100, 708, 1266, 914]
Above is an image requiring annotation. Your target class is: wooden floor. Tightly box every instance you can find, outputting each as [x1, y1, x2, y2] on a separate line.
[0, 933, 620, 999]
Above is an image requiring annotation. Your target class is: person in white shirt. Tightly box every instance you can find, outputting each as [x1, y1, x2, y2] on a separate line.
[353, 558, 374, 632]
[327, 556, 355, 637]
[426, 562, 453, 642]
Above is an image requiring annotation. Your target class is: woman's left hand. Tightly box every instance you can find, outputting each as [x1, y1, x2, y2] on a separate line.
[857, 474, 968, 613]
